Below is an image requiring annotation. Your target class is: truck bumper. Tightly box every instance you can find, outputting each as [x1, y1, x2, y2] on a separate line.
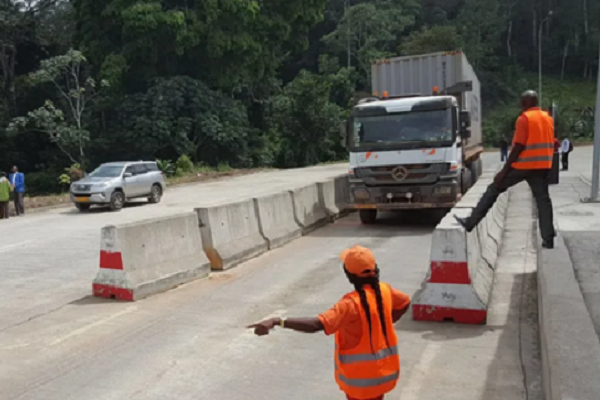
[347, 181, 460, 210]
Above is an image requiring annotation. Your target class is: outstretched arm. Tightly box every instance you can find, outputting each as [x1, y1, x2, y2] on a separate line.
[247, 317, 324, 336]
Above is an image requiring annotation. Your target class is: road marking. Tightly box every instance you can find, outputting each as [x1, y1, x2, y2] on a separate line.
[48, 306, 137, 347]
[0, 240, 32, 254]
[397, 343, 441, 400]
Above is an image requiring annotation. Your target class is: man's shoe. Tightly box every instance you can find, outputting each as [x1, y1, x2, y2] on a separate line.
[542, 239, 554, 249]
[453, 215, 474, 232]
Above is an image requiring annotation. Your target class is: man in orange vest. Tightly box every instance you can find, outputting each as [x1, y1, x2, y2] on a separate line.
[455, 90, 556, 248]
[247, 245, 411, 400]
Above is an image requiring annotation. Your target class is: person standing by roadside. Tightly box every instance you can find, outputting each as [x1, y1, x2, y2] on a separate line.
[0, 172, 10, 219]
[561, 137, 573, 171]
[9, 165, 25, 216]
[454, 90, 556, 249]
[499, 137, 509, 162]
[247, 245, 411, 400]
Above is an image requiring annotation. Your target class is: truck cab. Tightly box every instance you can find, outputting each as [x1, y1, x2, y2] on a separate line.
[342, 93, 481, 224]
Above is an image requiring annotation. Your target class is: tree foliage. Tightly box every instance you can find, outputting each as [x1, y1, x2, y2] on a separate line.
[1, 0, 600, 195]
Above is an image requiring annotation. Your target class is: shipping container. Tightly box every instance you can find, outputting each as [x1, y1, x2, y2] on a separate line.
[371, 51, 482, 150]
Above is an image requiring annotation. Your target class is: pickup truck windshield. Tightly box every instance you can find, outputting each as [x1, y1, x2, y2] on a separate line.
[89, 166, 124, 178]
[351, 109, 453, 149]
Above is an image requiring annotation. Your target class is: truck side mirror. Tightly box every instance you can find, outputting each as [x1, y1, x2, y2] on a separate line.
[340, 121, 348, 148]
[460, 110, 472, 139]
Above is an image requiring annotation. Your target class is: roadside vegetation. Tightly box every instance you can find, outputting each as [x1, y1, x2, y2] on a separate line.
[1, 0, 599, 207]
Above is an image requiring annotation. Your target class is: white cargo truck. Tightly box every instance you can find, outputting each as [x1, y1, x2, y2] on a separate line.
[341, 51, 484, 224]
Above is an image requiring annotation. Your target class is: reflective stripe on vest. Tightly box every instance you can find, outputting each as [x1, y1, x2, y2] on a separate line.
[335, 362, 400, 388]
[334, 283, 400, 398]
[513, 109, 554, 170]
[338, 345, 398, 365]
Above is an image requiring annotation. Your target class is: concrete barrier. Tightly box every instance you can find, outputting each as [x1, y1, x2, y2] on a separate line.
[538, 233, 600, 400]
[412, 167, 508, 324]
[196, 199, 268, 270]
[254, 191, 302, 250]
[290, 184, 328, 234]
[93, 213, 210, 301]
[317, 174, 351, 221]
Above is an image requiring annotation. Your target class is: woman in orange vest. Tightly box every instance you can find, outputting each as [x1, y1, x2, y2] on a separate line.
[247, 245, 411, 400]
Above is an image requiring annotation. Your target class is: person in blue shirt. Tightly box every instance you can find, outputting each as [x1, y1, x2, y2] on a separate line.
[9, 165, 25, 216]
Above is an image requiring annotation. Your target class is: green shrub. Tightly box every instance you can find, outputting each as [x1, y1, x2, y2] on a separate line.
[175, 155, 194, 175]
[27, 171, 62, 196]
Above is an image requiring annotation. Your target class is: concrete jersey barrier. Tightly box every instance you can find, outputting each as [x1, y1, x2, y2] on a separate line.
[412, 167, 508, 324]
[317, 175, 350, 221]
[196, 199, 268, 270]
[93, 213, 210, 301]
[290, 184, 328, 233]
[254, 191, 302, 250]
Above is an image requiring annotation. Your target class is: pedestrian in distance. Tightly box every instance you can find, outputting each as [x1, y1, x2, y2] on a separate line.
[499, 137, 509, 162]
[247, 245, 411, 400]
[454, 90, 556, 249]
[8, 165, 25, 216]
[0, 172, 10, 219]
[561, 137, 573, 171]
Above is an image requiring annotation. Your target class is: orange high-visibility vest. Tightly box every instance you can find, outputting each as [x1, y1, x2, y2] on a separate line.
[513, 108, 554, 170]
[335, 283, 400, 399]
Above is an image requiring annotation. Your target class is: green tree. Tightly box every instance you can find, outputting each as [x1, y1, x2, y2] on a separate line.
[117, 76, 252, 167]
[399, 25, 462, 55]
[323, 1, 416, 84]
[270, 68, 353, 168]
[8, 50, 107, 166]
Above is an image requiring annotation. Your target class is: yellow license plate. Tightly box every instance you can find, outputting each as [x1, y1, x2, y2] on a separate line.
[76, 197, 90, 203]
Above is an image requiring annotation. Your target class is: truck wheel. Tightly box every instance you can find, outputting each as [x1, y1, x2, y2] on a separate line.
[109, 191, 125, 211]
[461, 168, 472, 194]
[359, 209, 377, 224]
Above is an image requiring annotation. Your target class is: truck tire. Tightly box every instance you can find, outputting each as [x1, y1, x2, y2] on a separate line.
[359, 209, 377, 224]
[461, 168, 472, 194]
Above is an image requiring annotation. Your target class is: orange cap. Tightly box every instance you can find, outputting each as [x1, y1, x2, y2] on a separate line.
[340, 245, 377, 277]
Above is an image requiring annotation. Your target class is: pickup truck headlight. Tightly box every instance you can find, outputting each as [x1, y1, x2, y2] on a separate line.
[91, 183, 109, 192]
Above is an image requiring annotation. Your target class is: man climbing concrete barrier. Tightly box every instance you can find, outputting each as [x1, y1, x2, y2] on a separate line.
[93, 213, 210, 301]
[196, 199, 269, 270]
[412, 169, 509, 324]
[254, 191, 302, 250]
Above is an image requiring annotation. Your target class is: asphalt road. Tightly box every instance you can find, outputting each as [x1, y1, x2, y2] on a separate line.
[1, 176, 542, 400]
[0, 151, 544, 400]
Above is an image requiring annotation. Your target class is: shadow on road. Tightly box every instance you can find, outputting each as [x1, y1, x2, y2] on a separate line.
[59, 201, 148, 216]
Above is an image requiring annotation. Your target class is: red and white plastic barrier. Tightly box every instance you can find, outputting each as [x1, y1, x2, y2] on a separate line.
[412, 171, 508, 325]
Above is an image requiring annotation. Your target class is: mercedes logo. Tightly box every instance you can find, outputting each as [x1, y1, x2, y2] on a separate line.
[391, 166, 409, 182]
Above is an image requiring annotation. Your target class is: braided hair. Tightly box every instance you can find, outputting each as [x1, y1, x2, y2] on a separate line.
[344, 265, 390, 351]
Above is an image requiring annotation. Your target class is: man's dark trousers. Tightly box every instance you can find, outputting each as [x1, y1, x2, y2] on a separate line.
[0, 201, 8, 219]
[13, 192, 24, 216]
[465, 168, 555, 242]
[561, 152, 569, 170]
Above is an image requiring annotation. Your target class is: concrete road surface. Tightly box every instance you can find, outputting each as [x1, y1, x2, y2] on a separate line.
[0, 154, 497, 332]
[0, 176, 540, 400]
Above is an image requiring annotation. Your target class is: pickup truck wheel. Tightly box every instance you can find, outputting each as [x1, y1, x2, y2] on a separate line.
[75, 203, 91, 212]
[148, 184, 162, 204]
[359, 209, 377, 224]
[109, 191, 125, 211]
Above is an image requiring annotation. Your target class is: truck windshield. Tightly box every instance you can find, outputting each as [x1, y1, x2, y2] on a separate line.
[89, 165, 124, 178]
[351, 109, 453, 149]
